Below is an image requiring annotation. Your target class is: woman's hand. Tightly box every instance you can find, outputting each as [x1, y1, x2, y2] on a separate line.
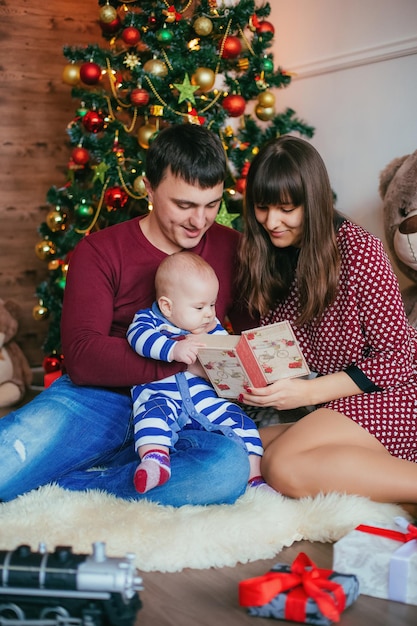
[239, 371, 362, 410]
[239, 377, 313, 411]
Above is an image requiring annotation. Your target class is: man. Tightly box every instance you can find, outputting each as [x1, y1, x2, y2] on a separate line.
[0, 124, 255, 505]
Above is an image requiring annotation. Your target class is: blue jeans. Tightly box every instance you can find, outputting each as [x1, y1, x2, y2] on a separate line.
[0, 375, 249, 506]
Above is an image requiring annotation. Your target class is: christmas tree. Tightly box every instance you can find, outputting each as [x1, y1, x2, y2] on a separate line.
[33, 0, 314, 374]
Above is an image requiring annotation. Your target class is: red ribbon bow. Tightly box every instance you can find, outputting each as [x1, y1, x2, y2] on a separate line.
[239, 552, 346, 622]
[356, 520, 417, 544]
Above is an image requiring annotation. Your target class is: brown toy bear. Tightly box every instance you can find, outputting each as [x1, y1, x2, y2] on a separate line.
[0, 298, 33, 409]
[379, 150, 417, 328]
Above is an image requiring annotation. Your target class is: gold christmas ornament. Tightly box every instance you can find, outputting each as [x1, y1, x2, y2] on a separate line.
[257, 90, 275, 108]
[99, 3, 118, 23]
[138, 122, 158, 149]
[255, 104, 275, 121]
[193, 16, 213, 36]
[133, 175, 147, 196]
[62, 63, 80, 86]
[35, 240, 57, 261]
[32, 303, 49, 321]
[143, 58, 168, 78]
[46, 209, 68, 233]
[191, 67, 215, 93]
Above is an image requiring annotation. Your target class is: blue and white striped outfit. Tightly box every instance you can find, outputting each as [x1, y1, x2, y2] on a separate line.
[127, 303, 263, 457]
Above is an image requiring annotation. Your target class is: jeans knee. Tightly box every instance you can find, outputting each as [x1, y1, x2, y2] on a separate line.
[205, 438, 249, 504]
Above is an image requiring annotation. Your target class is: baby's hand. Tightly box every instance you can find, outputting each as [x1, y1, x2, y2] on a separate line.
[172, 336, 206, 365]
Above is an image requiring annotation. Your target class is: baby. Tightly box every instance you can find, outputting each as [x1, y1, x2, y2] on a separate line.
[127, 251, 270, 494]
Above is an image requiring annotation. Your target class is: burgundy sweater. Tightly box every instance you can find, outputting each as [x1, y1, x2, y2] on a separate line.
[61, 217, 255, 389]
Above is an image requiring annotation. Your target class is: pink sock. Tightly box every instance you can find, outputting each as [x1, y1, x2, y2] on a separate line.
[248, 475, 278, 494]
[134, 449, 171, 494]
[248, 475, 267, 488]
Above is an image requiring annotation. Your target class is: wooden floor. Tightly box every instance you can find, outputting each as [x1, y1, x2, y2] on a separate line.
[137, 540, 417, 625]
[2, 389, 417, 625]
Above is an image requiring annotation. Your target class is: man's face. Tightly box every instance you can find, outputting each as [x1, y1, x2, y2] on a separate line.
[145, 169, 224, 254]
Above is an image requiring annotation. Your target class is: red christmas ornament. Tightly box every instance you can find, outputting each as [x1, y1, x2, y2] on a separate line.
[79, 61, 102, 85]
[71, 146, 90, 165]
[122, 26, 141, 45]
[256, 20, 275, 35]
[82, 110, 105, 133]
[235, 178, 247, 195]
[42, 354, 62, 374]
[130, 88, 150, 106]
[222, 94, 246, 117]
[235, 160, 251, 194]
[241, 161, 251, 177]
[104, 186, 129, 211]
[100, 16, 122, 34]
[220, 36, 242, 59]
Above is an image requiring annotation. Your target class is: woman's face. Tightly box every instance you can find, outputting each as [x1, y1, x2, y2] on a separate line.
[254, 202, 304, 248]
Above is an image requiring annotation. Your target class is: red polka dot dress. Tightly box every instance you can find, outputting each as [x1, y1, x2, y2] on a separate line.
[263, 220, 417, 462]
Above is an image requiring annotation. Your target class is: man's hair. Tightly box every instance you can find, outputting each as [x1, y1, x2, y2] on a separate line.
[146, 124, 227, 189]
[155, 251, 218, 299]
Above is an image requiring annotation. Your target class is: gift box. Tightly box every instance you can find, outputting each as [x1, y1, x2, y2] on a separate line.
[333, 516, 417, 605]
[239, 552, 360, 624]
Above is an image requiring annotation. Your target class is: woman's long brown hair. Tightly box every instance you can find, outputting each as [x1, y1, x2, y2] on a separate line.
[237, 136, 340, 325]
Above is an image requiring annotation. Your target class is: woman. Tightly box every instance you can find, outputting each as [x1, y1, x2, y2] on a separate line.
[237, 135, 417, 509]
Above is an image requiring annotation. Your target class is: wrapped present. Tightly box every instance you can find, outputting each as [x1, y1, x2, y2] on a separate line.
[239, 552, 360, 624]
[333, 516, 417, 605]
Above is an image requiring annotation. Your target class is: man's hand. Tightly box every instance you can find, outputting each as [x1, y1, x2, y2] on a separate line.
[187, 358, 208, 378]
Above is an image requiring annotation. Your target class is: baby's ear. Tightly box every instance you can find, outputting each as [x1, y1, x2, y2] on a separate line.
[158, 296, 172, 318]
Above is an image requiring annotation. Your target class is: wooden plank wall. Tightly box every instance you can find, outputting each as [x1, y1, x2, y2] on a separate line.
[0, 1, 100, 366]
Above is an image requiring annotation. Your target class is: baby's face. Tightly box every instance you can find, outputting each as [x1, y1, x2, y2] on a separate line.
[169, 273, 219, 334]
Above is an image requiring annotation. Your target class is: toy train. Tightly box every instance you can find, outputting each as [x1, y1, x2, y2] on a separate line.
[0, 541, 143, 626]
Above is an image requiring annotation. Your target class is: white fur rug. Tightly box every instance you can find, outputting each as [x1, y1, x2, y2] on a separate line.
[0, 485, 406, 573]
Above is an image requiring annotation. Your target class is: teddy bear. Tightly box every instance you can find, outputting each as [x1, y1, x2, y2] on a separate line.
[0, 298, 33, 409]
[379, 149, 417, 327]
